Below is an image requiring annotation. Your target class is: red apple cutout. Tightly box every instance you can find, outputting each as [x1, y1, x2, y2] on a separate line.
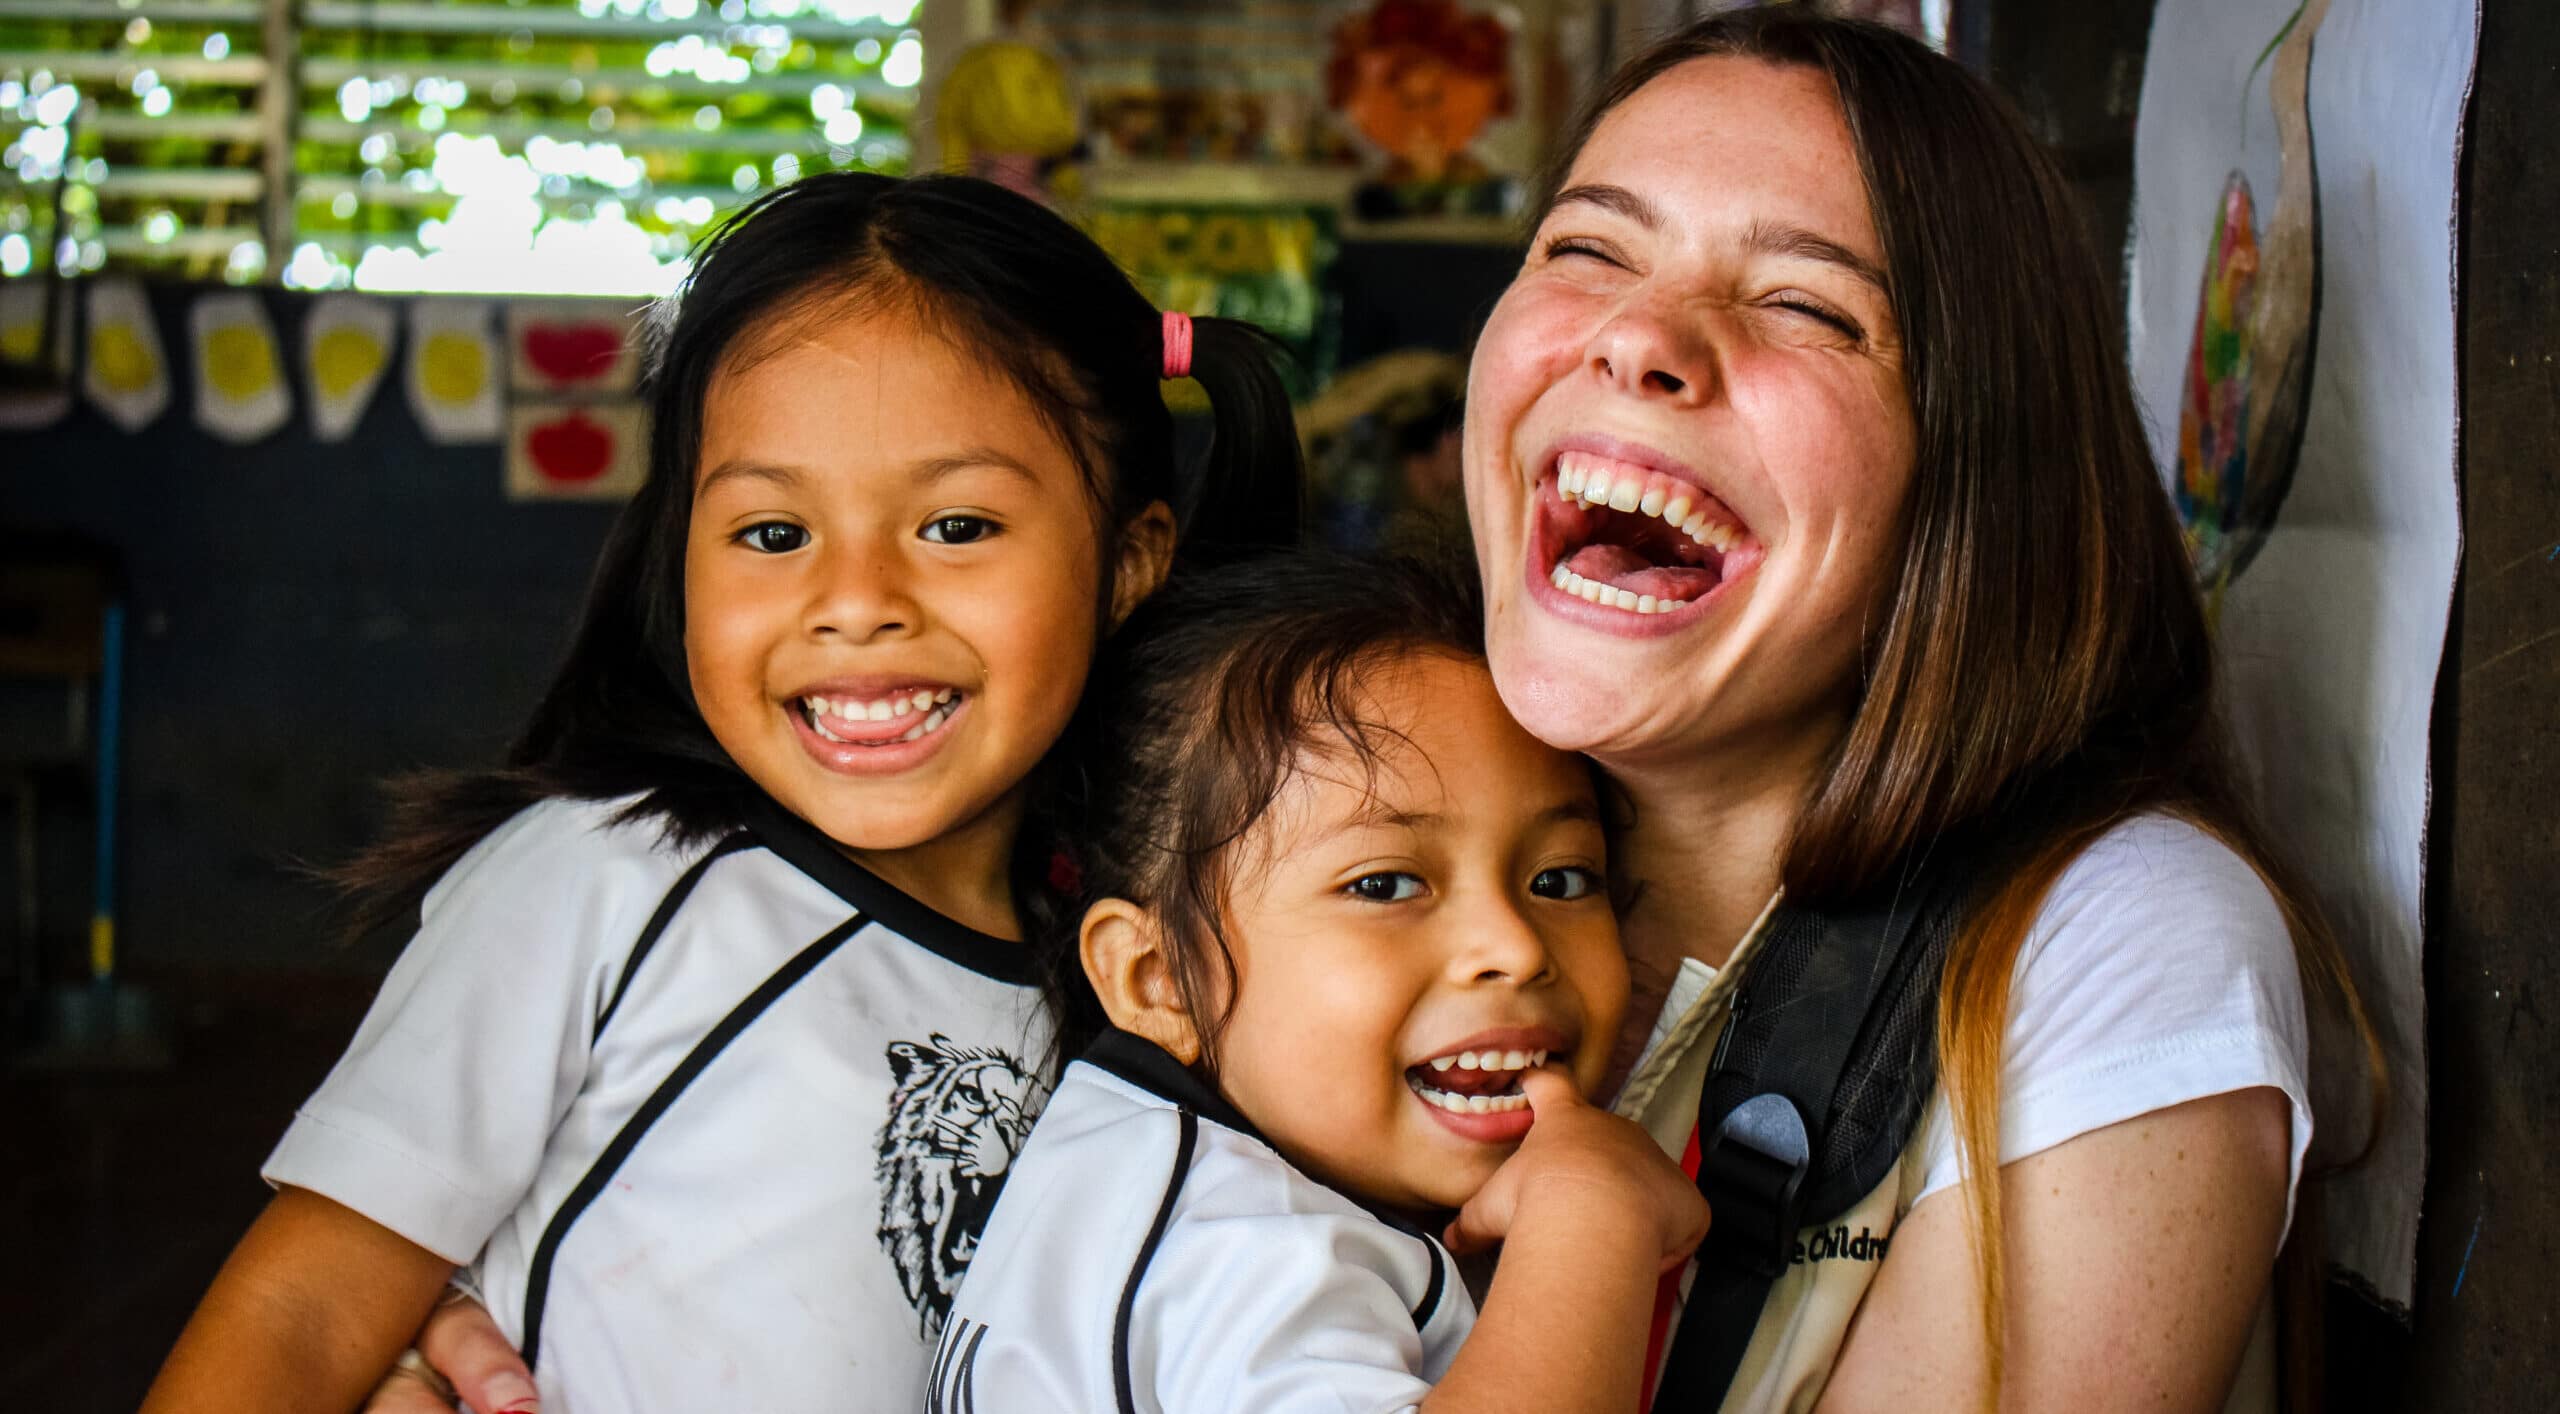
[528, 408, 615, 483]
[522, 323, 625, 386]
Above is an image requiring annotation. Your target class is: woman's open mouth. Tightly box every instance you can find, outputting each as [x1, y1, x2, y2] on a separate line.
[1533, 449, 1765, 619]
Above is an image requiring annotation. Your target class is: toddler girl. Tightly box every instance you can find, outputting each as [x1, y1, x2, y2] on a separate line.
[938, 551, 1706, 1412]
[141, 171, 1302, 1414]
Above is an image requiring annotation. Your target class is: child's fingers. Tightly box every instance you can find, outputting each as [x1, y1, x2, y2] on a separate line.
[415, 1294, 540, 1414]
[359, 1355, 457, 1414]
[1517, 1066, 1585, 1114]
[1442, 1205, 1500, 1258]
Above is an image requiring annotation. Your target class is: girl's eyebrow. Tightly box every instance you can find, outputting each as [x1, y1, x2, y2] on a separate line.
[695, 450, 1041, 496]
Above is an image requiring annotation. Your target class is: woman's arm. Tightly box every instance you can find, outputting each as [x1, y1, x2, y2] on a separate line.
[141, 1186, 459, 1414]
[1818, 1087, 2292, 1413]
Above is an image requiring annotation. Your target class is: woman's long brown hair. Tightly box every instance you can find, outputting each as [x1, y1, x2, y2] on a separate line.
[1540, 12, 2381, 1404]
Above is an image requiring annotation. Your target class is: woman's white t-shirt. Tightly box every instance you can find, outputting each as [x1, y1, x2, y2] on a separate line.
[262, 795, 1054, 1414]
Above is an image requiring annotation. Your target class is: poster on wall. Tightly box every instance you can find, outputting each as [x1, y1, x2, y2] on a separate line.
[405, 299, 503, 444]
[82, 277, 170, 432]
[506, 400, 647, 501]
[0, 278, 73, 431]
[189, 292, 292, 445]
[506, 301, 644, 396]
[303, 295, 398, 443]
[2126, 0, 2477, 1308]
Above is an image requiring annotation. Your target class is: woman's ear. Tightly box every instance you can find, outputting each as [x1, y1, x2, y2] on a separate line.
[1109, 501, 1179, 629]
[1080, 896, 1201, 1064]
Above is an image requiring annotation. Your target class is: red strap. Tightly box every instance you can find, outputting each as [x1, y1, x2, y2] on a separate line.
[1638, 1122, 1706, 1412]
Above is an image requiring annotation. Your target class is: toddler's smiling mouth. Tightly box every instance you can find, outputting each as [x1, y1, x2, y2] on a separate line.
[1406, 1045, 1551, 1115]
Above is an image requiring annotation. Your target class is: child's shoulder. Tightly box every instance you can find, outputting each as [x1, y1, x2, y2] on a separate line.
[424, 793, 727, 919]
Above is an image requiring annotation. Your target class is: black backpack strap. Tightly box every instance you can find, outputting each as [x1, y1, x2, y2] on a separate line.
[1652, 852, 1970, 1408]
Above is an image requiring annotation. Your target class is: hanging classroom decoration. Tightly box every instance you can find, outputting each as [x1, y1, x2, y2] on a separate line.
[507, 300, 643, 396]
[188, 291, 292, 444]
[82, 278, 171, 432]
[405, 299, 503, 443]
[0, 278, 74, 431]
[506, 400, 647, 501]
[302, 294, 398, 443]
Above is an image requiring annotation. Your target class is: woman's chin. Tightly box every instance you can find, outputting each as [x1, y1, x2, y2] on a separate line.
[1486, 637, 1673, 757]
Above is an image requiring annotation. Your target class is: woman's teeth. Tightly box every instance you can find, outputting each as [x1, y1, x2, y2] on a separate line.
[1550, 563, 1684, 614]
[804, 688, 957, 744]
[1553, 451, 1743, 553]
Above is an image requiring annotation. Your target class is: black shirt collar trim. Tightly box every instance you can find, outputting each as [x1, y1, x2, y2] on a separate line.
[738, 795, 1035, 985]
[1081, 1028, 1264, 1142]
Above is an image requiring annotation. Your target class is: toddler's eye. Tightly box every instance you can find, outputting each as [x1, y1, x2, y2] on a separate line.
[922, 515, 994, 544]
[1530, 867, 1601, 900]
[738, 522, 808, 554]
[1347, 872, 1425, 903]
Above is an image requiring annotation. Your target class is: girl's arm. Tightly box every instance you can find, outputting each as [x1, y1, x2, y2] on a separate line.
[1431, 1069, 1709, 1414]
[1818, 1087, 2292, 1412]
[140, 1186, 459, 1414]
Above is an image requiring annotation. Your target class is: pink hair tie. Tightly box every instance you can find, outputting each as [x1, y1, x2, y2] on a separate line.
[1160, 310, 1194, 380]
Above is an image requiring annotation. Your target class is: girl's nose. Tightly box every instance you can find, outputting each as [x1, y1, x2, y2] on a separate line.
[1586, 291, 1719, 405]
[802, 540, 918, 642]
[1450, 897, 1558, 987]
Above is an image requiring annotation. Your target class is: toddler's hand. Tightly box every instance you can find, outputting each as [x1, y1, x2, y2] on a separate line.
[1442, 1067, 1708, 1275]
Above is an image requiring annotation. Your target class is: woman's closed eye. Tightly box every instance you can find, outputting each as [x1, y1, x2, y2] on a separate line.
[1529, 866, 1603, 901]
[1346, 871, 1427, 903]
[736, 521, 809, 554]
[1540, 235, 1629, 269]
[921, 514, 997, 545]
[1767, 293, 1864, 341]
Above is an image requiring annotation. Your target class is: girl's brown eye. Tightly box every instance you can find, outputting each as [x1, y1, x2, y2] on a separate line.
[923, 515, 994, 545]
[739, 522, 808, 554]
[1348, 872, 1425, 902]
[1531, 867, 1600, 900]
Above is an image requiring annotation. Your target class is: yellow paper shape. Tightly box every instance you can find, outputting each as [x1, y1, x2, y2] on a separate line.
[421, 331, 488, 404]
[313, 326, 386, 399]
[0, 319, 38, 362]
[92, 323, 160, 393]
[205, 324, 279, 399]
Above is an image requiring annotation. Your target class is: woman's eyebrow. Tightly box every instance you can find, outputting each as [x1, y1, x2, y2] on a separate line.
[1549, 182, 1663, 228]
[1742, 218, 1889, 295]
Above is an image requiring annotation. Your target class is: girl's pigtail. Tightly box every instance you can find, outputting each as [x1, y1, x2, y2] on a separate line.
[1174, 315, 1306, 559]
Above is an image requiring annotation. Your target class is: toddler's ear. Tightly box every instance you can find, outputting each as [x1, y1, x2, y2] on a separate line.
[1109, 501, 1178, 629]
[1080, 897, 1200, 1064]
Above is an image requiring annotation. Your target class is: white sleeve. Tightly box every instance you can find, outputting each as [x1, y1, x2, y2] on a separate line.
[1131, 1210, 1452, 1414]
[261, 800, 647, 1262]
[1912, 816, 2314, 1235]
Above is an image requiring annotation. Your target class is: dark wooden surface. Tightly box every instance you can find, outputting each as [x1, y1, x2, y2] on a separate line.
[2321, 0, 2560, 1405]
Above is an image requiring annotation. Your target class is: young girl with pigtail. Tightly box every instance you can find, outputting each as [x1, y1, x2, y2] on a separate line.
[141, 171, 1303, 1414]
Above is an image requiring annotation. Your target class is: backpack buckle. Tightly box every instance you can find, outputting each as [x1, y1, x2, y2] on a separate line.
[1696, 1092, 1812, 1279]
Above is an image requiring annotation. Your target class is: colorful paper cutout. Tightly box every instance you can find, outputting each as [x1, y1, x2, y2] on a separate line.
[507, 301, 642, 395]
[82, 278, 170, 432]
[506, 400, 646, 501]
[189, 292, 291, 444]
[0, 279, 73, 431]
[406, 299, 503, 443]
[303, 294, 398, 443]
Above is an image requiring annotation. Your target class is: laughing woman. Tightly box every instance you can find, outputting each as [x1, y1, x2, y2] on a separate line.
[1463, 11, 2370, 1411]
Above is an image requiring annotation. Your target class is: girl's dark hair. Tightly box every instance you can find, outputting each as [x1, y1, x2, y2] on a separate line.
[337, 172, 1303, 942]
[1542, 11, 2378, 1398]
[1045, 547, 1490, 1064]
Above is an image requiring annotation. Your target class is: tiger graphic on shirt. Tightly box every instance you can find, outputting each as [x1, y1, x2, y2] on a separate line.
[874, 1034, 1047, 1338]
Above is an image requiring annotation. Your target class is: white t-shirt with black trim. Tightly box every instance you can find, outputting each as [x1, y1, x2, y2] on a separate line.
[263, 794, 1054, 1414]
[932, 1030, 1475, 1414]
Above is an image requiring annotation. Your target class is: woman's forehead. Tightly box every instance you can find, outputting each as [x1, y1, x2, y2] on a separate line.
[1565, 55, 1882, 264]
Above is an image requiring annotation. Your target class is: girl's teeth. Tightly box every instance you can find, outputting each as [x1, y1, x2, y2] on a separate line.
[802, 691, 960, 744]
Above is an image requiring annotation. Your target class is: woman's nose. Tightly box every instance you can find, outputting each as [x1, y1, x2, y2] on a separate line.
[1586, 292, 1718, 404]
[803, 539, 918, 642]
